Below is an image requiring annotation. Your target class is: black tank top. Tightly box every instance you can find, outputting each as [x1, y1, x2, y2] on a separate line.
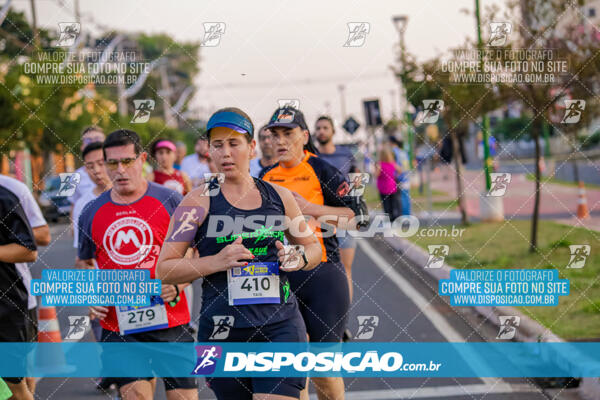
[194, 178, 299, 328]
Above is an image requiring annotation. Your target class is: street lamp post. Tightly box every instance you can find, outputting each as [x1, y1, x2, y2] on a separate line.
[338, 84, 347, 121]
[475, 0, 492, 191]
[475, 0, 506, 223]
[392, 15, 414, 169]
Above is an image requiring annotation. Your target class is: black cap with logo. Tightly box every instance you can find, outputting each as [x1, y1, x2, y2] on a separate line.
[265, 107, 309, 131]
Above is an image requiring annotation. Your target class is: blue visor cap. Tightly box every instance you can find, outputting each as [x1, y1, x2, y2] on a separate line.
[206, 111, 254, 138]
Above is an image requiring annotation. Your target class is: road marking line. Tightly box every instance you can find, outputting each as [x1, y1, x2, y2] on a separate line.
[358, 240, 501, 387]
[310, 383, 538, 400]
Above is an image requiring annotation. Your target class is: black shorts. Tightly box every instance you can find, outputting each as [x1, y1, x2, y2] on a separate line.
[26, 307, 38, 342]
[100, 325, 197, 390]
[0, 307, 37, 384]
[197, 313, 307, 400]
[288, 261, 350, 342]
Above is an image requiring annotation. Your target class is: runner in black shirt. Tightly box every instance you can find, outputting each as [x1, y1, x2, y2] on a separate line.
[0, 185, 38, 400]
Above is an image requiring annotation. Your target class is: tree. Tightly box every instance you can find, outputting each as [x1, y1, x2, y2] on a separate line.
[399, 49, 505, 225]
[485, 0, 600, 252]
[1, 9, 201, 168]
[93, 32, 201, 131]
[0, 9, 52, 57]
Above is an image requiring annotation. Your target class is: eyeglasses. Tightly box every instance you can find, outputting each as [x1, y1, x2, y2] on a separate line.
[105, 156, 139, 170]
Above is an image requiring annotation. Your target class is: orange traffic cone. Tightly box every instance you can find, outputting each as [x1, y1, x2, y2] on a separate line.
[38, 306, 61, 343]
[35, 305, 74, 374]
[577, 181, 590, 219]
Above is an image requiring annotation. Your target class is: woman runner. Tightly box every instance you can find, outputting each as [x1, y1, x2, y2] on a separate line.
[261, 106, 367, 400]
[157, 107, 322, 400]
[148, 138, 192, 195]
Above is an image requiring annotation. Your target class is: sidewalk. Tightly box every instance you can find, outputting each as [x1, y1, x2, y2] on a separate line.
[418, 167, 600, 231]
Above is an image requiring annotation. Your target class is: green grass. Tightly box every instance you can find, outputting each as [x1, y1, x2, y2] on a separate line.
[411, 199, 459, 212]
[410, 187, 446, 198]
[408, 220, 600, 340]
[526, 173, 600, 190]
[431, 199, 458, 210]
[363, 185, 449, 209]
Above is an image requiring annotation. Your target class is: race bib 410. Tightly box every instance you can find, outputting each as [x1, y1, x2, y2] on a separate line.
[227, 262, 280, 306]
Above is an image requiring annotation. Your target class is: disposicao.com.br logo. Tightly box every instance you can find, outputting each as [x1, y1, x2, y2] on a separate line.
[193, 350, 441, 375]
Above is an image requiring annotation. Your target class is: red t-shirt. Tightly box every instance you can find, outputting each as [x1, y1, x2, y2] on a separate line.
[153, 169, 187, 195]
[78, 182, 190, 332]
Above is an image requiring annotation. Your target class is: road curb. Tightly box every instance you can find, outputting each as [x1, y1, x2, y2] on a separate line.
[382, 234, 600, 400]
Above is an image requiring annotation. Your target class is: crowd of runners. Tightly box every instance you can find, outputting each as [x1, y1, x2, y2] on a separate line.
[0, 104, 417, 400]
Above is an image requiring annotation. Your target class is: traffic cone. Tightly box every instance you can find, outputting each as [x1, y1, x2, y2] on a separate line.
[35, 305, 74, 374]
[577, 181, 589, 219]
[38, 306, 61, 343]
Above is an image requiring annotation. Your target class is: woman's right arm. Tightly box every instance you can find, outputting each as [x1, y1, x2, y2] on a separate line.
[156, 188, 254, 284]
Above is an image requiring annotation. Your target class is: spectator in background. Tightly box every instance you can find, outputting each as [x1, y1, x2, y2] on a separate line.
[0, 174, 50, 397]
[180, 136, 210, 188]
[71, 141, 113, 391]
[390, 136, 412, 216]
[77, 129, 196, 399]
[69, 126, 105, 208]
[314, 115, 359, 333]
[315, 116, 358, 176]
[147, 139, 192, 195]
[0, 184, 38, 400]
[376, 146, 403, 223]
[73, 142, 112, 256]
[174, 141, 187, 170]
[249, 126, 276, 177]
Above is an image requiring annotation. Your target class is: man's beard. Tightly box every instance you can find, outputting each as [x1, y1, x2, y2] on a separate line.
[316, 136, 331, 145]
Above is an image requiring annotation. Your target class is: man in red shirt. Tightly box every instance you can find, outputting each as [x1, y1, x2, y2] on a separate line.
[78, 129, 196, 399]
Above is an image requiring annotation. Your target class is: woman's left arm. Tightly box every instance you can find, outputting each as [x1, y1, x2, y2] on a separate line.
[272, 186, 323, 271]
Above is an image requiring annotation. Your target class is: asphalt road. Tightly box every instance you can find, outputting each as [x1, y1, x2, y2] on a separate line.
[29, 222, 583, 400]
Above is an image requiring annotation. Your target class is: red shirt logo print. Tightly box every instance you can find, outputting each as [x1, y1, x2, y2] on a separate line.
[103, 216, 154, 265]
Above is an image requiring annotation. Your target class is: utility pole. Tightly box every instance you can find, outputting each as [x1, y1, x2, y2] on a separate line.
[74, 0, 80, 22]
[0, 0, 13, 26]
[392, 15, 414, 169]
[475, 0, 492, 190]
[338, 84, 346, 120]
[29, 0, 40, 48]
[160, 62, 176, 127]
[117, 41, 127, 116]
[542, 120, 551, 157]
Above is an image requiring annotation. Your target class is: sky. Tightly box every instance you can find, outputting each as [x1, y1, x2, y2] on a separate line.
[14, 0, 489, 142]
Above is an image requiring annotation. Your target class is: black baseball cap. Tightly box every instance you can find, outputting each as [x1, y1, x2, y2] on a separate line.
[265, 107, 309, 131]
